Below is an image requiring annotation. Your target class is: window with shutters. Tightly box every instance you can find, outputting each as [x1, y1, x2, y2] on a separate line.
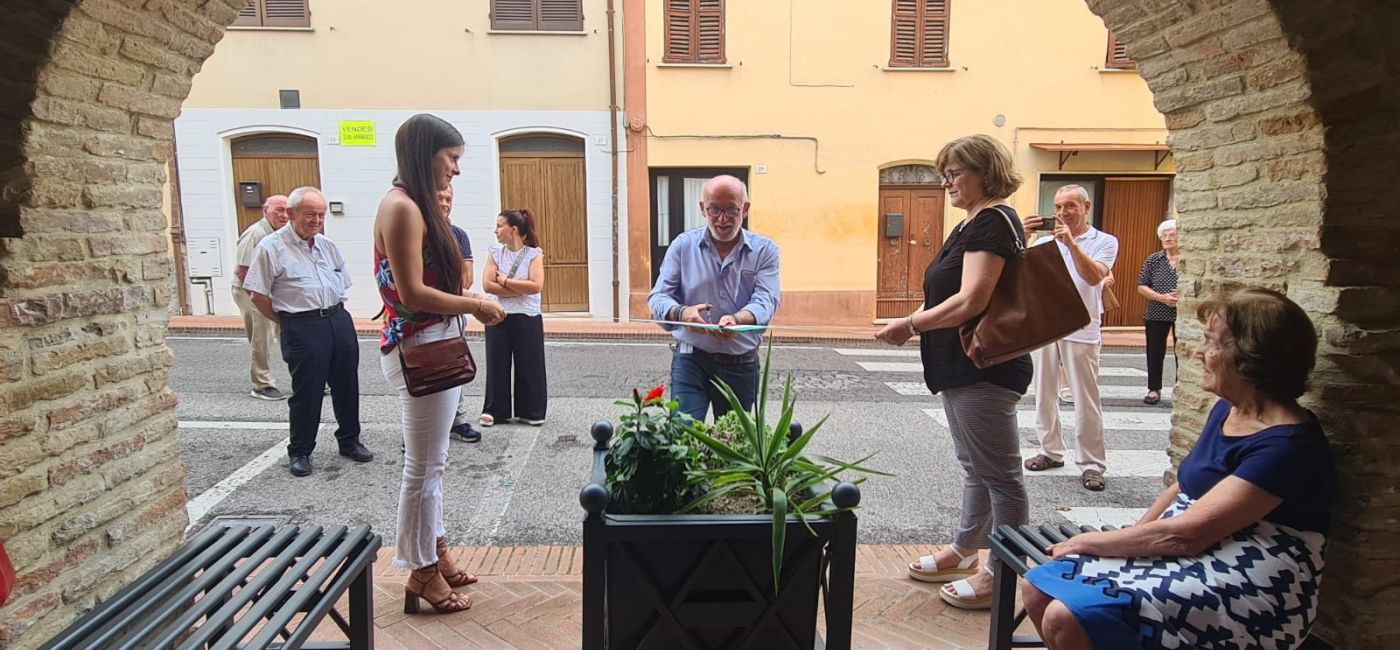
[888, 0, 949, 68]
[231, 0, 310, 28]
[1105, 32, 1135, 70]
[491, 0, 584, 31]
[663, 0, 725, 64]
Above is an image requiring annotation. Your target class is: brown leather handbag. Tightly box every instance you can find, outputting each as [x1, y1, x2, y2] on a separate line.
[398, 317, 476, 397]
[959, 206, 1091, 369]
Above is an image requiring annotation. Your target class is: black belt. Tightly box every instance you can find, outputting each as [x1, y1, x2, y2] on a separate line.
[689, 348, 758, 365]
[278, 303, 344, 319]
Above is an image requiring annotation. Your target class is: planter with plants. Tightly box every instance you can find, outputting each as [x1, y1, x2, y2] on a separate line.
[579, 348, 888, 650]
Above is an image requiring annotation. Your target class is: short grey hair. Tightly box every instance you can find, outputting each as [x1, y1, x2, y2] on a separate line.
[286, 186, 324, 212]
[1055, 184, 1091, 206]
[1157, 219, 1178, 238]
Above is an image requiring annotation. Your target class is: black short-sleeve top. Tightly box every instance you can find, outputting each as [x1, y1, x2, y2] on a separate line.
[919, 206, 1033, 395]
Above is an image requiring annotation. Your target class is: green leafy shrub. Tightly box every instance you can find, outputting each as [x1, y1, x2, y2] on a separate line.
[604, 384, 704, 515]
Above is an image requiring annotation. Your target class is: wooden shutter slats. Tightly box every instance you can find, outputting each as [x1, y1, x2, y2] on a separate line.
[664, 0, 724, 64]
[1106, 32, 1135, 69]
[538, 0, 584, 30]
[890, 0, 947, 67]
[231, 0, 308, 28]
[232, 0, 259, 27]
[493, 0, 583, 31]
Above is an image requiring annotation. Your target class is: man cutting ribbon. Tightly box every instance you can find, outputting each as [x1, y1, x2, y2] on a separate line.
[646, 175, 781, 423]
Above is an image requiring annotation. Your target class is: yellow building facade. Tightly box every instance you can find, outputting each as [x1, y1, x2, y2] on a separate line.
[628, 0, 1171, 325]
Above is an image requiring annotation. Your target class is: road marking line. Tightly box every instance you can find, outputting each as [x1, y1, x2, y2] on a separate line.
[922, 408, 1171, 431]
[179, 420, 287, 430]
[1100, 367, 1148, 378]
[856, 361, 924, 372]
[886, 382, 1174, 401]
[833, 348, 1148, 360]
[1018, 449, 1169, 477]
[470, 425, 543, 543]
[1059, 507, 1145, 529]
[185, 438, 288, 531]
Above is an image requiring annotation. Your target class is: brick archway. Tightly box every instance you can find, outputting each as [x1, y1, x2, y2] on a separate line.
[0, 0, 1395, 647]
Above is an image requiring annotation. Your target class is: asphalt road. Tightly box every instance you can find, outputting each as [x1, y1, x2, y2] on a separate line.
[170, 333, 1176, 547]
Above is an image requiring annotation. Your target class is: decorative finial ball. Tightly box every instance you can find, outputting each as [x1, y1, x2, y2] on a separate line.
[832, 481, 861, 509]
[590, 420, 614, 446]
[788, 422, 803, 443]
[580, 483, 609, 514]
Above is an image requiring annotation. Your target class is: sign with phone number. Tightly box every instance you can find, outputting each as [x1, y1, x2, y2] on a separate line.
[338, 121, 376, 147]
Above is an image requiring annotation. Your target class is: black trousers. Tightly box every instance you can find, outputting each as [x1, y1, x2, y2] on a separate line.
[1145, 319, 1176, 392]
[483, 313, 547, 422]
[279, 307, 361, 456]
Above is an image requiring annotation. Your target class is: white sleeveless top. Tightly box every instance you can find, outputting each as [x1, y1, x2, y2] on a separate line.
[489, 243, 543, 316]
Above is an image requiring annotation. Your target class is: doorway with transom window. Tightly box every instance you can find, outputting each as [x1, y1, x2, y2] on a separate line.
[876, 164, 945, 319]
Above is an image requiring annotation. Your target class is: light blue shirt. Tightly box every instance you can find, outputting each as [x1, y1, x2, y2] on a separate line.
[647, 227, 781, 355]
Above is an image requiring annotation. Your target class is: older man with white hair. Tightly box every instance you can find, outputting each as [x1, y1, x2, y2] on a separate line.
[647, 175, 781, 423]
[1019, 184, 1119, 491]
[243, 186, 373, 477]
[233, 194, 289, 401]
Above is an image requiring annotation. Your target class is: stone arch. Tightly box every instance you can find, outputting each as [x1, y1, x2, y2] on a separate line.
[0, 1, 1396, 647]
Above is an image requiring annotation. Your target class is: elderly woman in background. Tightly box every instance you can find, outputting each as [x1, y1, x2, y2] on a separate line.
[1136, 219, 1179, 405]
[1021, 287, 1335, 649]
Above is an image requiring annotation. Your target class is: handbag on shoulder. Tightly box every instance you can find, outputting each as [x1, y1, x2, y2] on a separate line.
[398, 316, 476, 397]
[959, 206, 1091, 369]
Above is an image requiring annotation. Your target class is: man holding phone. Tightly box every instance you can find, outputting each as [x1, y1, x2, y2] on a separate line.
[1019, 185, 1119, 491]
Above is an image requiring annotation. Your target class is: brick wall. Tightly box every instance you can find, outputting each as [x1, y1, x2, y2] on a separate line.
[0, 0, 1395, 648]
[0, 1, 245, 648]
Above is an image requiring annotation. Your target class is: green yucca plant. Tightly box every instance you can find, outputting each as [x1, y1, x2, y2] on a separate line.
[680, 341, 891, 590]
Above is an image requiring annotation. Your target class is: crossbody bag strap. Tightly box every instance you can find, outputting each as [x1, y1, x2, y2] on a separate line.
[504, 247, 529, 279]
[987, 205, 1026, 253]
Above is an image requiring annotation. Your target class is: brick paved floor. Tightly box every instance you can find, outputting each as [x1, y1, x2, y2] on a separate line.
[303, 544, 1034, 649]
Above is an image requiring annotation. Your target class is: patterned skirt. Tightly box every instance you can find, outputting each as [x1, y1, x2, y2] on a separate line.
[1024, 493, 1325, 650]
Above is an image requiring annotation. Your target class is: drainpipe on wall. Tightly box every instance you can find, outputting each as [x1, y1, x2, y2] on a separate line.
[606, 0, 621, 322]
[168, 131, 192, 315]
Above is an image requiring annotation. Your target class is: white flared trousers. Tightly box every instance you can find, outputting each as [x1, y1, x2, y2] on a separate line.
[380, 318, 463, 570]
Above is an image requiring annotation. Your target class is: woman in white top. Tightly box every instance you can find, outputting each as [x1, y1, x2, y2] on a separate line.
[480, 209, 547, 426]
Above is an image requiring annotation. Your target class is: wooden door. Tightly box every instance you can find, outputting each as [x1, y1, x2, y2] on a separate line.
[500, 155, 590, 312]
[230, 135, 320, 234]
[875, 186, 944, 319]
[1101, 177, 1172, 326]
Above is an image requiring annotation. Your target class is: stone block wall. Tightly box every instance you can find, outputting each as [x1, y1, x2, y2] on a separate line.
[0, 1, 246, 648]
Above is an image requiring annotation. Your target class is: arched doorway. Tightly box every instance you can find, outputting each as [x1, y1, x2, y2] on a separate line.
[875, 164, 943, 319]
[498, 134, 589, 313]
[229, 134, 321, 235]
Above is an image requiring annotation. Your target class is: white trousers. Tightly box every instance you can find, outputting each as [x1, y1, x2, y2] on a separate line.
[380, 318, 463, 569]
[1031, 339, 1107, 473]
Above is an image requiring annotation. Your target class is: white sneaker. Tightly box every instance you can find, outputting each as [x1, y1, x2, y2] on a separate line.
[251, 387, 287, 401]
[518, 418, 546, 426]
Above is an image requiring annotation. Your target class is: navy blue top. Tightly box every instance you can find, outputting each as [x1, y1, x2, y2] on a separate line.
[451, 225, 473, 260]
[1178, 399, 1335, 534]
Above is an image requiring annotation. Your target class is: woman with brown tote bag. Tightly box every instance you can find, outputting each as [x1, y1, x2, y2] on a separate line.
[373, 114, 505, 615]
[875, 135, 1032, 610]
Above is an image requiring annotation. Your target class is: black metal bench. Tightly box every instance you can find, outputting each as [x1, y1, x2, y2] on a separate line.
[41, 523, 381, 650]
[987, 522, 1115, 650]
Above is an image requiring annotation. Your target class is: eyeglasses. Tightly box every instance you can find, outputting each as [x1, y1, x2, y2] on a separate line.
[704, 204, 743, 219]
[941, 168, 968, 184]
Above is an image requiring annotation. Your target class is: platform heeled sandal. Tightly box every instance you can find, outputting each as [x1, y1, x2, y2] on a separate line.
[907, 545, 979, 583]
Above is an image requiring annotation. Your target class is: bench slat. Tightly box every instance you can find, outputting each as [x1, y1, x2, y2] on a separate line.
[244, 525, 374, 650]
[177, 525, 332, 649]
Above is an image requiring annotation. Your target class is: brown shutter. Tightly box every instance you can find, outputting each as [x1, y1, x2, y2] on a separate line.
[663, 0, 696, 63]
[539, 0, 584, 31]
[232, 0, 260, 27]
[1106, 32, 1135, 69]
[920, 0, 949, 67]
[262, 0, 309, 28]
[696, 0, 725, 63]
[889, 0, 919, 67]
[493, 0, 538, 30]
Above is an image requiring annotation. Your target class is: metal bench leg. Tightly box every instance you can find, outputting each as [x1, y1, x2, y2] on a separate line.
[988, 561, 1019, 650]
[349, 564, 374, 650]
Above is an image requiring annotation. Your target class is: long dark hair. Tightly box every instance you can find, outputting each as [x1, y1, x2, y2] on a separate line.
[393, 114, 464, 294]
[500, 209, 540, 248]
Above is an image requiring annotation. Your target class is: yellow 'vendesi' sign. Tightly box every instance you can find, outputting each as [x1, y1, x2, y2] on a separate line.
[339, 121, 376, 146]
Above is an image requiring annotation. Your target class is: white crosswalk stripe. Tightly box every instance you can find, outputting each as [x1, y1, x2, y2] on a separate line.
[885, 381, 1174, 400]
[921, 408, 1171, 431]
[1059, 507, 1145, 529]
[831, 347, 1145, 361]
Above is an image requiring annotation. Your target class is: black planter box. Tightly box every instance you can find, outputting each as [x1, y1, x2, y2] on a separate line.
[579, 422, 859, 650]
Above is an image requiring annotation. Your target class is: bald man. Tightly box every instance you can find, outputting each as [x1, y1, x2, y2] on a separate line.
[233, 194, 289, 401]
[647, 175, 781, 423]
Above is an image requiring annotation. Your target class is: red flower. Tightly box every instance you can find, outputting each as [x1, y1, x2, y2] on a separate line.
[644, 384, 665, 404]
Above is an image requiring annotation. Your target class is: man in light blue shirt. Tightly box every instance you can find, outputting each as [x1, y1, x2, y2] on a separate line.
[648, 175, 781, 423]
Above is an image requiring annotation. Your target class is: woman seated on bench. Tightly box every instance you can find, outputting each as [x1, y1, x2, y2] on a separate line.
[1021, 287, 1336, 650]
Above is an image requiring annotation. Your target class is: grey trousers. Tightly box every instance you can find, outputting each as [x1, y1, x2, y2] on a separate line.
[941, 382, 1030, 555]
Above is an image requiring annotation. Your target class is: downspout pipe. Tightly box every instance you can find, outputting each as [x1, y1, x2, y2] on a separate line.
[606, 0, 621, 322]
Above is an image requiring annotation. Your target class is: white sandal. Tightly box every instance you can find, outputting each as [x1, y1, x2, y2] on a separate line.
[907, 545, 979, 583]
[939, 565, 995, 610]
[479, 414, 494, 427]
